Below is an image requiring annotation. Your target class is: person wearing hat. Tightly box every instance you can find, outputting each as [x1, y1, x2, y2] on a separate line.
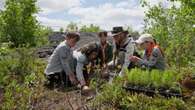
[96, 31, 113, 78]
[44, 32, 80, 89]
[110, 26, 136, 77]
[129, 34, 166, 70]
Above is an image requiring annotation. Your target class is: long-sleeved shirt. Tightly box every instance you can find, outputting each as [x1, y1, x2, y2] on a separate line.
[44, 41, 75, 75]
[73, 51, 89, 82]
[113, 37, 135, 76]
[96, 41, 113, 66]
[137, 47, 166, 70]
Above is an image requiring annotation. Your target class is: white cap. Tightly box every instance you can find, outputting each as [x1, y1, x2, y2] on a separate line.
[135, 34, 154, 44]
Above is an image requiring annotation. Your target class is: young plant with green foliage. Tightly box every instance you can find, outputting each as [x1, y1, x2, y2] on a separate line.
[0, 47, 46, 109]
[126, 68, 181, 91]
[91, 77, 190, 110]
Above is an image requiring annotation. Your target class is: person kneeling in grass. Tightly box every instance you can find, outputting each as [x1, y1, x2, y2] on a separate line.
[73, 42, 99, 93]
[129, 34, 166, 71]
[109, 26, 136, 77]
[44, 32, 80, 89]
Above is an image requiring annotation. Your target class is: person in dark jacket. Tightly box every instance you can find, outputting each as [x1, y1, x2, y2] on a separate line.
[96, 31, 113, 78]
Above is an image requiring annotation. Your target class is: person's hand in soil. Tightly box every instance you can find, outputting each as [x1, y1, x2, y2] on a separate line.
[81, 86, 95, 96]
[82, 86, 91, 94]
[69, 73, 78, 85]
[82, 85, 90, 90]
[101, 71, 109, 78]
[101, 65, 109, 79]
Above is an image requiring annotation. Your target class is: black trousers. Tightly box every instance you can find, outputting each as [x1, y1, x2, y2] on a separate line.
[46, 71, 72, 88]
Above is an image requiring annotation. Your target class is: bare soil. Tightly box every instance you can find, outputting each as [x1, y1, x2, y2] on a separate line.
[31, 87, 93, 110]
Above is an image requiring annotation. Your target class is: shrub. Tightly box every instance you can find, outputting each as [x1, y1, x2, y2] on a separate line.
[0, 47, 46, 109]
[90, 77, 125, 109]
[2, 80, 32, 110]
[0, 48, 36, 84]
[119, 94, 188, 110]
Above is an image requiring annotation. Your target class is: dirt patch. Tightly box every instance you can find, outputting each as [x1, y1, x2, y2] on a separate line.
[31, 88, 92, 110]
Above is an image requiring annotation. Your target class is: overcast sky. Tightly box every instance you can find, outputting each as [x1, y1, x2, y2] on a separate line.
[0, 0, 180, 32]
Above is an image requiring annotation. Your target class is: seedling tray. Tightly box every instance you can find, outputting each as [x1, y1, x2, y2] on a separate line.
[123, 84, 183, 98]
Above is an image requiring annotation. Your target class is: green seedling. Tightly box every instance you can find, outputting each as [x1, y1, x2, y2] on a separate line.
[150, 70, 162, 89]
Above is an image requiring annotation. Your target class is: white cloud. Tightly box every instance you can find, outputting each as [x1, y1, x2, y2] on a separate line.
[0, 0, 181, 32]
[116, 1, 129, 8]
[1, 0, 82, 12]
[68, 2, 145, 31]
[37, 0, 82, 14]
[145, 0, 181, 8]
[36, 15, 69, 31]
[116, 0, 140, 8]
[0, 0, 5, 10]
[1, 0, 145, 31]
